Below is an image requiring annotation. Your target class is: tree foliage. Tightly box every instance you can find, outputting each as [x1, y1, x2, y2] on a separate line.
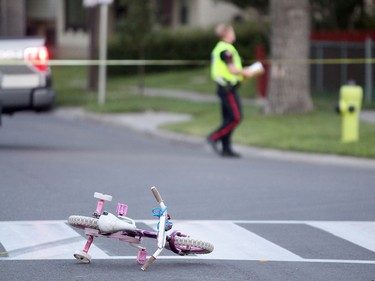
[219, 0, 375, 29]
[116, 0, 153, 46]
[115, 0, 154, 94]
[218, 0, 269, 13]
[311, 0, 372, 29]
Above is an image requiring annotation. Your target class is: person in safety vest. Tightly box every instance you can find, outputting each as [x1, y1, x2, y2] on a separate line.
[207, 24, 253, 157]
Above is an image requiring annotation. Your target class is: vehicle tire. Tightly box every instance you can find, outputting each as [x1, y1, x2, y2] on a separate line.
[166, 236, 214, 255]
[68, 215, 99, 229]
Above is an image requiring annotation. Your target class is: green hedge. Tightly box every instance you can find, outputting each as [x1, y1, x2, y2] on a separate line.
[107, 23, 268, 76]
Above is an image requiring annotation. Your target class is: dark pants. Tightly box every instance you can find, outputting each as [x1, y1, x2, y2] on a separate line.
[209, 84, 242, 152]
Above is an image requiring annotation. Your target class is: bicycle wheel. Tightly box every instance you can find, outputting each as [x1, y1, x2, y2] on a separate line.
[68, 215, 99, 229]
[166, 235, 214, 255]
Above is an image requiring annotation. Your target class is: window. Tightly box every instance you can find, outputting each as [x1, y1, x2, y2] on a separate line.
[155, 0, 172, 26]
[65, 0, 88, 31]
[180, 0, 189, 25]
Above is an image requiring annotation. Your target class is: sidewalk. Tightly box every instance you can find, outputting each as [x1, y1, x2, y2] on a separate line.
[55, 107, 375, 170]
[136, 87, 375, 122]
[361, 110, 375, 124]
[135, 87, 259, 106]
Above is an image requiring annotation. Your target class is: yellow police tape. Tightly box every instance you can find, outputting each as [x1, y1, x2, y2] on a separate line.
[0, 58, 374, 66]
[265, 58, 375, 65]
[0, 59, 208, 66]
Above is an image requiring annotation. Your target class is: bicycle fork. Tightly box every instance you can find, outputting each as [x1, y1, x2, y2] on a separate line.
[141, 186, 167, 271]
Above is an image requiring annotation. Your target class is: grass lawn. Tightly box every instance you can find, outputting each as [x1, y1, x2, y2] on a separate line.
[115, 67, 256, 97]
[164, 107, 375, 158]
[52, 66, 375, 158]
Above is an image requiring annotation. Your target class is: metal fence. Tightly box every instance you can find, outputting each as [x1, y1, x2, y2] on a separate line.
[311, 39, 374, 103]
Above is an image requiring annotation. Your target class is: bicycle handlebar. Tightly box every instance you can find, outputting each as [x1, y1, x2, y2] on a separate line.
[141, 255, 156, 271]
[151, 186, 163, 204]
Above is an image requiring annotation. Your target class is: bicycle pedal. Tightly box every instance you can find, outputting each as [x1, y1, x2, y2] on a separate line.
[117, 203, 128, 216]
[137, 249, 147, 265]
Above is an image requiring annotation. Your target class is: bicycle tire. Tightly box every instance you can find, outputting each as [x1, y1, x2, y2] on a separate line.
[168, 236, 214, 255]
[68, 215, 99, 229]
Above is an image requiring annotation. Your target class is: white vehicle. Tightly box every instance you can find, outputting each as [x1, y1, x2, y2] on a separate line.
[0, 37, 55, 125]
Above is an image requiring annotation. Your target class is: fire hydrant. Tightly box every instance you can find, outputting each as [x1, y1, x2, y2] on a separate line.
[336, 84, 363, 143]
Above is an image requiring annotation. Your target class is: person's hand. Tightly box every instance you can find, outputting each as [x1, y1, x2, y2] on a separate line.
[241, 67, 253, 79]
[244, 62, 265, 79]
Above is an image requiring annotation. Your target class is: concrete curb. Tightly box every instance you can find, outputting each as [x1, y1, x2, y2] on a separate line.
[54, 107, 375, 170]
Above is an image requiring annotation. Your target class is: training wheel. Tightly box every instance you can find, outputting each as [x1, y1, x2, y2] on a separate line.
[74, 250, 92, 264]
[94, 192, 112, 202]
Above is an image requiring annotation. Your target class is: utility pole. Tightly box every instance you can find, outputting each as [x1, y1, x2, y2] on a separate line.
[84, 0, 113, 105]
[98, 3, 109, 105]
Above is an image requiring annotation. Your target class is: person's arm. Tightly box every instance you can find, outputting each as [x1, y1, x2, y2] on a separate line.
[220, 50, 252, 78]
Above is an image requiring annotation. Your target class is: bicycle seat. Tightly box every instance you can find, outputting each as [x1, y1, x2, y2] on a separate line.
[98, 212, 136, 233]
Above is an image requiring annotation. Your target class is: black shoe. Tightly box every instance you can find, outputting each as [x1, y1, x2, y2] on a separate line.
[206, 136, 221, 155]
[221, 150, 241, 158]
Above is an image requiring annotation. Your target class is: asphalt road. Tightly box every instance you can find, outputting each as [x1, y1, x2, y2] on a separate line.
[0, 112, 374, 281]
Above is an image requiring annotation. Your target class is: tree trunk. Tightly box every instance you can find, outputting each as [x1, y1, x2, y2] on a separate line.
[137, 45, 145, 96]
[87, 6, 99, 92]
[266, 0, 313, 114]
[0, 0, 25, 36]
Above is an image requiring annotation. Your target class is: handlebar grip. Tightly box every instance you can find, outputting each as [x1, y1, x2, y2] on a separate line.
[151, 186, 163, 204]
[141, 256, 156, 271]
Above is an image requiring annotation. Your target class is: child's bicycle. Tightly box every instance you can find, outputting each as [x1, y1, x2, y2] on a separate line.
[68, 186, 214, 271]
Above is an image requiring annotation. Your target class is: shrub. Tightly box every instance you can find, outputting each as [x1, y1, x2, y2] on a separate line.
[107, 23, 268, 76]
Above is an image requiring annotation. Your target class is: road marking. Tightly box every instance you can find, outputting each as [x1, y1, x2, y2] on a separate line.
[0, 220, 108, 260]
[147, 220, 303, 261]
[0, 220, 374, 264]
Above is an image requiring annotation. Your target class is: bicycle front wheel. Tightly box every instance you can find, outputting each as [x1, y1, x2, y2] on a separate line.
[166, 234, 214, 255]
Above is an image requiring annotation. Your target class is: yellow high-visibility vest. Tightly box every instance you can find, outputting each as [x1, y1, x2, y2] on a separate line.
[211, 41, 243, 86]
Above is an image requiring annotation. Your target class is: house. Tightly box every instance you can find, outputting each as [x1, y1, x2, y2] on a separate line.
[24, 0, 241, 58]
[162, 0, 241, 28]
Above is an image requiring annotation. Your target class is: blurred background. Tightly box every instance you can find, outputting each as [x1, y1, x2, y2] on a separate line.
[1, 0, 375, 157]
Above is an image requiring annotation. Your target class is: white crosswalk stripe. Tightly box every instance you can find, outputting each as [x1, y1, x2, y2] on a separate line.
[0, 220, 108, 260]
[155, 220, 303, 261]
[0, 220, 374, 264]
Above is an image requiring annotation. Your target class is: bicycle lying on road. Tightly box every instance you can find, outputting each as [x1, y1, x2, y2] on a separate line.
[68, 186, 214, 271]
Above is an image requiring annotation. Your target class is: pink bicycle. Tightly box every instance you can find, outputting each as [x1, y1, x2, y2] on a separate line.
[68, 186, 214, 271]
